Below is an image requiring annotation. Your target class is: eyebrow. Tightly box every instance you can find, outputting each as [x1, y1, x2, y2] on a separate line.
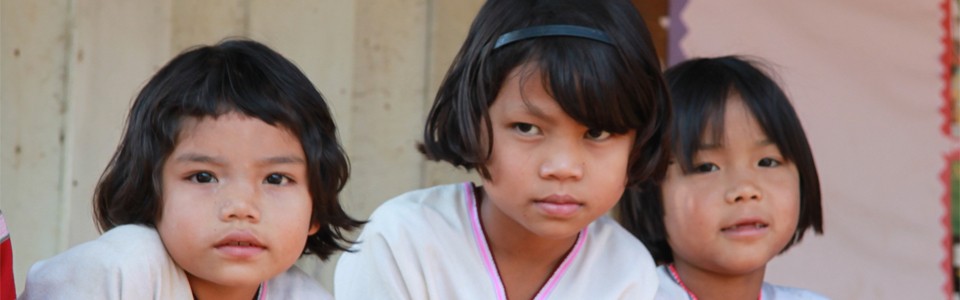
[697, 139, 774, 150]
[260, 156, 306, 165]
[173, 153, 306, 165]
[522, 100, 548, 118]
[174, 153, 225, 165]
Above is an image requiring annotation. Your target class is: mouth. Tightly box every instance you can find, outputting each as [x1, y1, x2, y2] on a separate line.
[721, 222, 768, 231]
[720, 219, 769, 237]
[218, 241, 261, 247]
[215, 231, 266, 258]
[534, 194, 583, 217]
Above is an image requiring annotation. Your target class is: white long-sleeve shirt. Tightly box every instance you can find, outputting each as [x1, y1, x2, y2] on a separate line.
[335, 182, 659, 300]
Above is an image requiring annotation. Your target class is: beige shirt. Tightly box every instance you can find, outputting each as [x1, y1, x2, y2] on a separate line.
[21, 224, 330, 300]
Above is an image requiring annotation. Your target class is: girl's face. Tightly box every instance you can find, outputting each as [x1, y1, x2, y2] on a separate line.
[158, 112, 318, 299]
[481, 65, 636, 240]
[662, 96, 800, 278]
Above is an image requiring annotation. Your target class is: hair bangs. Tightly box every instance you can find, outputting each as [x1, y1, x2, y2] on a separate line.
[666, 61, 735, 174]
[529, 39, 641, 134]
[167, 47, 307, 137]
[731, 69, 801, 166]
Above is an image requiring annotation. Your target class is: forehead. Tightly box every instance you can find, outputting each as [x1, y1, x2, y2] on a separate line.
[174, 113, 302, 153]
[701, 94, 767, 144]
[494, 65, 553, 111]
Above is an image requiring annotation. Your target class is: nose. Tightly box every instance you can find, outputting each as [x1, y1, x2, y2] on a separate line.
[539, 140, 584, 181]
[724, 172, 762, 203]
[219, 180, 261, 222]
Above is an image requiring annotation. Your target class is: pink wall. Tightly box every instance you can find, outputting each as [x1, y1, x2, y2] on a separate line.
[673, 1, 954, 298]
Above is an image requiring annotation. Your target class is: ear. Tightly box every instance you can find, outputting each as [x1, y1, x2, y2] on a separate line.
[308, 222, 321, 235]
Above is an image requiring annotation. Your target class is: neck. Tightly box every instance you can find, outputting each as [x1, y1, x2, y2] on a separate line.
[478, 189, 578, 264]
[671, 261, 765, 300]
[188, 274, 260, 300]
[476, 188, 580, 300]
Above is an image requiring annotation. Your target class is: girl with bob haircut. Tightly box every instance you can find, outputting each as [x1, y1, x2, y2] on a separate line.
[618, 56, 827, 299]
[22, 39, 361, 300]
[335, 0, 670, 299]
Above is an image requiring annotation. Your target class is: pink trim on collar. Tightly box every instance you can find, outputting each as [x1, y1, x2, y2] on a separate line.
[466, 182, 587, 300]
[257, 280, 267, 300]
[534, 227, 587, 300]
[466, 182, 507, 300]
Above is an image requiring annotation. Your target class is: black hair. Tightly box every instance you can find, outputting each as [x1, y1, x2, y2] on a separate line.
[420, 0, 670, 185]
[618, 56, 824, 264]
[93, 39, 362, 260]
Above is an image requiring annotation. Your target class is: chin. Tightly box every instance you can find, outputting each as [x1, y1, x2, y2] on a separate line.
[715, 258, 770, 276]
[526, 221, 586, 240]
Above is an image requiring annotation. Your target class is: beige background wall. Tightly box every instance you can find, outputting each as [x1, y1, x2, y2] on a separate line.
[1, 0, 479, 292]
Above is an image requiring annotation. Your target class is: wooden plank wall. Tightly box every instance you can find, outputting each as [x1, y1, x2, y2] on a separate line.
[1, 0, 483, 292]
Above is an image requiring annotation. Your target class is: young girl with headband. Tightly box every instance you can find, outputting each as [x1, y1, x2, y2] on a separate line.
[335, 0, 670, 299]
[21, 39, 361, 300]
[619, 56, 829, 300]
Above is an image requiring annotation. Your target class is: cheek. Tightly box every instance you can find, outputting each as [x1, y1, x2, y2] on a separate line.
[269, 188, 316, 228]
[156, 180, 209, 234]
[661, 201, 692, 255]
[777, 187, 801, 229]
[485, 141, 529, 182]
[769, 167, 802, 225]
[659, 181, 706, 235]
[659, 188, 684, 234]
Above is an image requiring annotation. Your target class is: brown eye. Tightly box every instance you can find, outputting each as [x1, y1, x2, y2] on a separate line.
[264, 173, 289, 185]
[585, 129, 612, 141]
[693, 163, 719, 173]
[190, 172, 217, 183]
[512, 123, 542, 135]
[758, 158, 781, 167]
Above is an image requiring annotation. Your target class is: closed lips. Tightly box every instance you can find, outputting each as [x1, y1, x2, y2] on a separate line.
[219, 241, 262, 247]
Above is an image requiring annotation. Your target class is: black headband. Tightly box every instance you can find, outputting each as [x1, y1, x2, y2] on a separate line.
[493, 25, 614, 49]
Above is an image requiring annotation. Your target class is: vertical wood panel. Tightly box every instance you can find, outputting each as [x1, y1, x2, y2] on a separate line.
[421, 0, 483, 188]
[171, 0, 247, 53]
[248, 0, 355, 150]
[0, 0, 71, 293]
[64, 0, 172, 246]
[349, 0, 427, 221]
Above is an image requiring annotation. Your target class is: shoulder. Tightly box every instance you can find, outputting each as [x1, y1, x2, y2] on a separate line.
[566, 216, 658, 298]
[654, 265, 688, 300]
[362, 182, 473, 236]
[585, 216, 656, 263]
[21, 224, 191, 299]
[265, 266, 332, 299]
[763, 282, 831, 300]
[30, 224, 170, 272]
[335, 183, 480, 299]
[373, 182, 470, 215]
